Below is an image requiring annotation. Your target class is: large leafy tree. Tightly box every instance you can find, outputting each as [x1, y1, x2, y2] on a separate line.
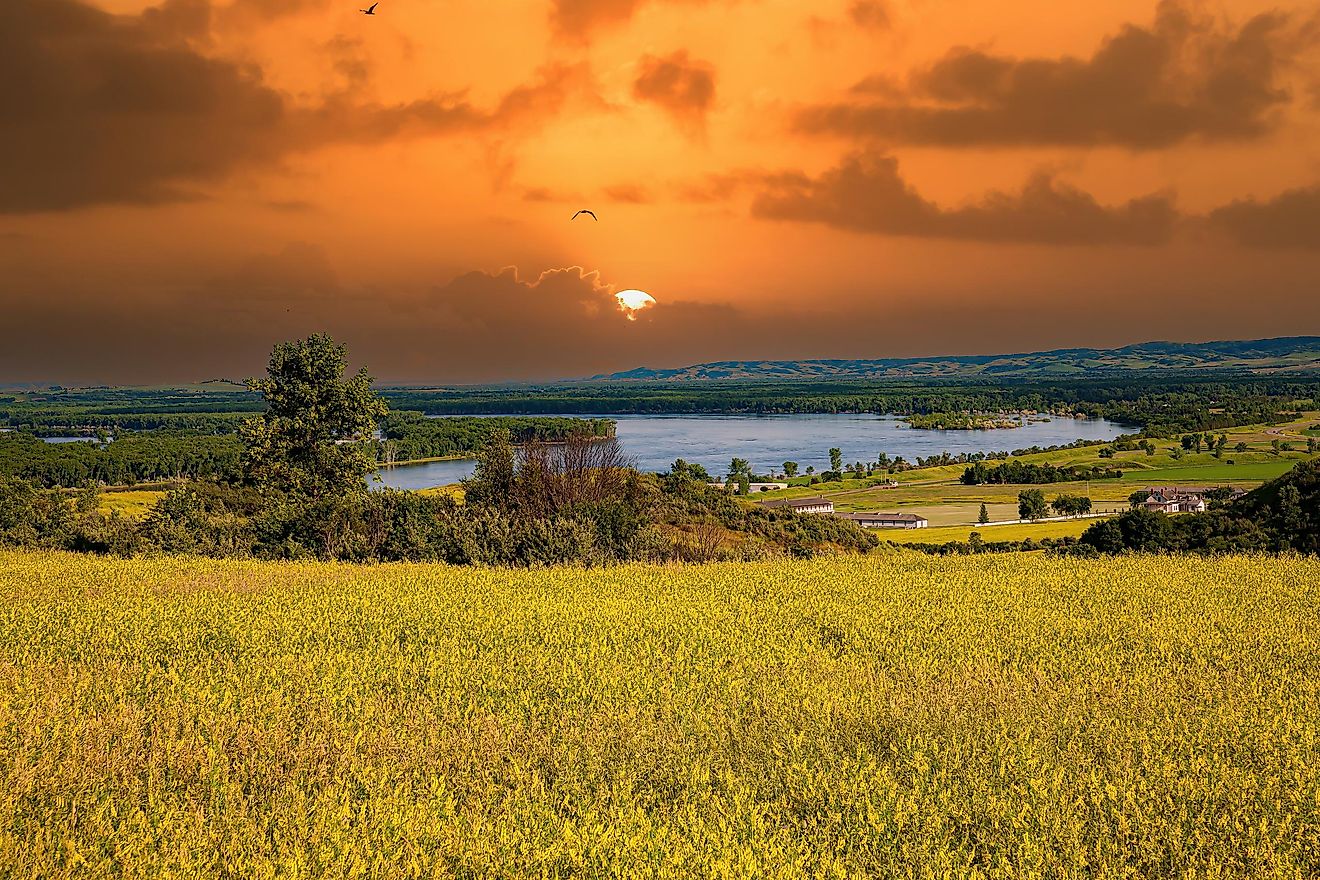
[1018, 489, 1048, 522]
[240, 335, 388, 499]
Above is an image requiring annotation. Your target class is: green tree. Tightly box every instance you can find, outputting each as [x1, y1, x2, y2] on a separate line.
[978, 502, 990, 524]
[783, 461, 799, 478]
[1053, 494, 1092, 517]
[829, 448, 843, 472]
[463, 429, 517, 509]
[76, 482, 100, 516]
[240, 335, 389, 500]
[1276, 484, 1305, 550]
[1018, 489, 1048, 522]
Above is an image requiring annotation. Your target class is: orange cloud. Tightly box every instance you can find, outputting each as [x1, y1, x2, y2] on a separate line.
[795, 1, 1295, 149]
[1208, 186, 1320, 249]
[752, 152, 1178, 245]
[0, 0, 602, 213]
[632, 51, 717, 136]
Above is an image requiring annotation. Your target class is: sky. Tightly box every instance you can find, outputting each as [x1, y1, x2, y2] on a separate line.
[3, 0, 1319, 384]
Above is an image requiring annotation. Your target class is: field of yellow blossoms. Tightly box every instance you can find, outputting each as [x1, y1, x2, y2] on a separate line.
[1, 549, 1318, 878]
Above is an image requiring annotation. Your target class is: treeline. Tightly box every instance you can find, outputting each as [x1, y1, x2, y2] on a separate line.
[382, 378, 1318, 437]
[0, 417, 614, 488]
[899, 536, 1082, 556]
[0, 413, 247, 435]
[960, 461, 1123, 485]
[380, 414, 614, 463]
[0, 386, 261, 435]
[1080, 460, 1320, 555]
[0, 432, 242, 488]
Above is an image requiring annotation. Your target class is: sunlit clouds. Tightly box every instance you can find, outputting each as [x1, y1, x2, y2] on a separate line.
[1, 0, 1318, 382]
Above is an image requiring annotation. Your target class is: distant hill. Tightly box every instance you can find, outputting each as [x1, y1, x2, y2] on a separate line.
[591, 337, 1320, 382]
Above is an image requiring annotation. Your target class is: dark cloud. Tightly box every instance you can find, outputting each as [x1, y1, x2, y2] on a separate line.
[323, 34, 372, 90]
[796, 1, 1295, 149]
[548, 0, 717, 37]
[601, 184, 654, 204]
[0, 258, 741, 384]
[4, 248, 1320, 384]
[632, 51, 716, 135]
[414, 267, 737, 380]
[0, 0, 601, 213]
[1207, 186, 1320, 250]
[847, 0, 889, 30]
[551, 0, 647, 35]
[752, 152, 1178, 245]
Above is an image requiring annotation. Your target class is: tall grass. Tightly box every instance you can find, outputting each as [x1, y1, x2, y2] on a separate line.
[1, 551, 1317, 878]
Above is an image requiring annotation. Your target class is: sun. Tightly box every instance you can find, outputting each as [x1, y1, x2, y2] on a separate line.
[615, 289, 656, 319]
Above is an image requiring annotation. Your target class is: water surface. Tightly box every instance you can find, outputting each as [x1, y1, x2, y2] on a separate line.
[371, 413, 1126, 491]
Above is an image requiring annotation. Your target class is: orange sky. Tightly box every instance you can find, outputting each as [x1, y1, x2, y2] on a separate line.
[3, 0, 1319, 383]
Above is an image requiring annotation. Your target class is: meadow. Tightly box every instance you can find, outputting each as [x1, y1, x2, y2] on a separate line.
[2, 550, 1318, 878]
[881, 519, 1099, 545]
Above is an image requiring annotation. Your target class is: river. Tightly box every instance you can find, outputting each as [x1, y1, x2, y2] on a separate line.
[370, 413, 1127, 491]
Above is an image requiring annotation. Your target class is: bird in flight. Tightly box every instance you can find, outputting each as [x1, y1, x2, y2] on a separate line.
[360, 2, 378, 13]
[572, 210, 598, 221]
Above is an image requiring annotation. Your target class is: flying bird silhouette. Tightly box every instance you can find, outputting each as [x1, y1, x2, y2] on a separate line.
[571, 210, 598, 221]
[360, 2, 378, 13]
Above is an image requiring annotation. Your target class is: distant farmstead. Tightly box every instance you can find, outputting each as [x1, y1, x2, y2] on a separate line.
[834, 512, 929, 530]
[759, 497, 836, 515]
[1141, 486, 1241, 514]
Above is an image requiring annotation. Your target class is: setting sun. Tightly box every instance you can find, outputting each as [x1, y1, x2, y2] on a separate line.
[615, 289, 656, 317]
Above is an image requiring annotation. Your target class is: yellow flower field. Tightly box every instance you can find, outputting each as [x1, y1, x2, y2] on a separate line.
[1, 550, 1318, 878]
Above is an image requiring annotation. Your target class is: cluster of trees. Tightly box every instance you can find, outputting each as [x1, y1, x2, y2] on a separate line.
[1082, 460, 1320, 554]
[378, 414, 614, 465]
[0, 386, 259, 435]
[899, 534, 1082, 556]
[904, 413, 1021, 430]
[0, 432, 242, 487]
[0, 412, 611, 491]
[961, 461, 1123, 486]
[0, 337, 879, 565]
[1015, 490, 1093, 521]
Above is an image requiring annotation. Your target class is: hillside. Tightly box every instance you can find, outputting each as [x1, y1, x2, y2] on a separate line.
[2, 551, 1317, 877]
[595, 336, 1320, 382]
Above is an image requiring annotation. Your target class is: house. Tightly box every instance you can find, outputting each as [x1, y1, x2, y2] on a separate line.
[759, 497, 835, 515]
[834, 512, 929, 530]
[1142, 486, 1233, 514]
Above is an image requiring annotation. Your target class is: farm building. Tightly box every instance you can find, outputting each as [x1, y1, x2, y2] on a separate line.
[1141, 486, 1242, 514]
[833, 512, 929, 530]
[758, 497, 836, 515]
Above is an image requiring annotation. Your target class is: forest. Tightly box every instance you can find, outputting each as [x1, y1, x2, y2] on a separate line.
[379, 378, 1317, 437]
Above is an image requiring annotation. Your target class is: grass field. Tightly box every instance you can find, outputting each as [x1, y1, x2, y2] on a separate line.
[2, 550, 1317, 877]
[1120, 460, 1300, 484]
[881, 518, 1102, 545]
[96, 489, 167, 519]
[752, 413, 1320, 530]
